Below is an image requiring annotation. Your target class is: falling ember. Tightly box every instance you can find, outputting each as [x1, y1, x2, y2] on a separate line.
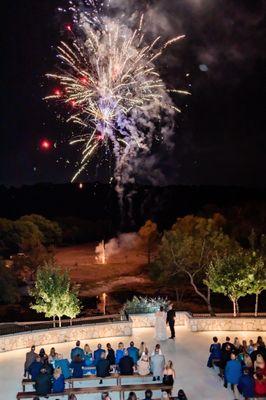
[45, 1, 189, 187]
[95, 240, 107, 264]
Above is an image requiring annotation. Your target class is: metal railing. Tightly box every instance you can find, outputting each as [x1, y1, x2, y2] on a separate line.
[192, 312, 266, 318]
[0, 314, 128, 336]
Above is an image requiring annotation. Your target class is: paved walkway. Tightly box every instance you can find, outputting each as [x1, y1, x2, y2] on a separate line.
[0, 326, 263, 399]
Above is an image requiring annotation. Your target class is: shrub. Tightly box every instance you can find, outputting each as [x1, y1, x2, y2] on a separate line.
[122, 296, 168, 314]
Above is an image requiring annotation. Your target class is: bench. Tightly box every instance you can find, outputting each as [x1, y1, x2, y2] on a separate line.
[17, 382, 172, 399]
[22, 372, 157, 391]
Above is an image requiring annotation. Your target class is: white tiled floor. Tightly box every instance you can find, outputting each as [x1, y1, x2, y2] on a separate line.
[0, 326, 262, 400]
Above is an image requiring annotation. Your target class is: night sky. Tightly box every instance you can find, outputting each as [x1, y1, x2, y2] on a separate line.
[2, 0, 266, 187]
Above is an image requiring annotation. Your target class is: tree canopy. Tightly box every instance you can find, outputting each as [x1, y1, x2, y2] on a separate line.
[20, 214, 62, 246]
[30, 262, 81, 326]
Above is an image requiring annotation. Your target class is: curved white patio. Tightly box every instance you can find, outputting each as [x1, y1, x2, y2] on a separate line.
[0, 325, 263, 400]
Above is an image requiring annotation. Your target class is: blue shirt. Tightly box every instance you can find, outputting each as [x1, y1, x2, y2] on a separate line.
[127, 346, 139, 364]
[70, 346, 85, 361]
[52, 374, 65, 393]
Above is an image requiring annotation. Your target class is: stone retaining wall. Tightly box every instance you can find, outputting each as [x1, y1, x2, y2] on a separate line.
[0, 320, 132, 352]
[1, 312, 266, 352]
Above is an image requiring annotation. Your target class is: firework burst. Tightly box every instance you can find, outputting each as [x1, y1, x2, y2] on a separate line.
[45, 1, 189, 185]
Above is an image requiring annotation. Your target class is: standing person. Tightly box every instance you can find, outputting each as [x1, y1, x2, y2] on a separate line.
[237, 367, 255, 400]
[224, 353, 242, 397]
[127, 341, 139, 365]
[143, 389, 153, 399]
[35, 368, 52, 397]
[207, 337, 222, 368]
[162, 360, 175, 394]
[222, 337, 235, 353]
[28, 356, 43, 380]
[254, 368, 266, 397]
[69, 355, 86, 378]
[49, 347, 58, 364]
[70, 341, 84, 361]
[24, 345, 38, 377]
[96, 352, 111, 384]
[106, 343, 115, 366]
[155, 306, 167, 341]
[151, 346, 165, 381]
[127, 392, 138, 400]
[166, 304, 176, 340]
[94, 343, 106, 365]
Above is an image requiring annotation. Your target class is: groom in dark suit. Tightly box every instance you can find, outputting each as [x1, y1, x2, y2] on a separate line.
[166, 303, 176, 339]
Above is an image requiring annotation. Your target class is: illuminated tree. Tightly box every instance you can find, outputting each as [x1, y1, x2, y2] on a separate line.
[152, 215, 235, 316]
[246, 253, 266, 317]
[139, 220, 158, 264]
[205, 252, 254, 317]
[30, 262, 81, 327]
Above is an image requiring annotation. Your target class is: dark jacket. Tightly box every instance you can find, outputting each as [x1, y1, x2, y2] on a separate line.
[106, 348, 115, 365]
[70, 346, 85, 361]
[94, 348, 105, 364]
[28, 361, 42, 380]
[221, 341, 235, 353]
[35, 371, 52, 396]
[237, 374, 255, 398]
[119, 355, 134, 375]
[69, 360, 86, 378]
[96, 358, 110, 377]
[52, 374, 65, 393]
[166, 309, 175, 323]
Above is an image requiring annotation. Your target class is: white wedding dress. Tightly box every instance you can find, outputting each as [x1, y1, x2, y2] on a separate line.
[154, 310, 167, 341]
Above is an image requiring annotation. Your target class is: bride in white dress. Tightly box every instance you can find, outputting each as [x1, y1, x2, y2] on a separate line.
[155, 306, 167, 341]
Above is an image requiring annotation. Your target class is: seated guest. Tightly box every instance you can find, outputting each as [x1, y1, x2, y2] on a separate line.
[35, 368, 52, 396]
[28, 356, 43, 380]
[24, 345, 37, 377]
[257, 336, 265, 348]
[106, 343, 115, 366]
[247, 339, 255, 355]
[68, 395, 77, 400]
[139, 341, 149, 357]
[54, 355, 71, 379]
[70, 340, 84, 361]
[151, 346, 165, 381]
[163, 360, 175, 389]
[137, 354, 150, 376]
[43, 355, 54, 376]
[101, 392, 111, 400]
[207, 336, 222, 368]
[222, 337, 235, 353]
[52, 367, 65, 393]
[127, 341, 139, 364]
[84, 343, 93, 366]
[224, 353, 242, 394]
[237, 367, 255, 400]
[96, 352, 110, 384]
[69, 354, 86, 378]
[161, 391, 170, 400]
[127, 392, 137, 400]
[254, 368, 266, 396]
[119, 350, 134, 375]
[39, 348, 46, 362]
[143, 389, 153, 399]
[242, 340, 248, 354]
[177, 389, 188, 400]
[254, 354, 266, 372]
[116, 342, 125, 365]
[94, 343, 106, 364]
[243, 353, 254, 374]
[151, 344, 162, 356]
[49, 347, 58, 363]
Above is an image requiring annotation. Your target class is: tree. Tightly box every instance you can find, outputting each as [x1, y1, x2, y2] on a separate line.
[20, 214, 62, 246]
[138, 220, 158, 264]
[246, 252, 266, 317]
[0, 259, 20, 304]
[30, 262, 81, 326]
[14, 220, 43, 252]
[205, 252, 254, 317]
[152, 215, 236, 316]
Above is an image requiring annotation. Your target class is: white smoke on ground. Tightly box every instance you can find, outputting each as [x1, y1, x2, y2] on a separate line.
[95, 232, 141, 263]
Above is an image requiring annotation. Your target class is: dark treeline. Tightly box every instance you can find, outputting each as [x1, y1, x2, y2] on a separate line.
[1, 183, 266, 241]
